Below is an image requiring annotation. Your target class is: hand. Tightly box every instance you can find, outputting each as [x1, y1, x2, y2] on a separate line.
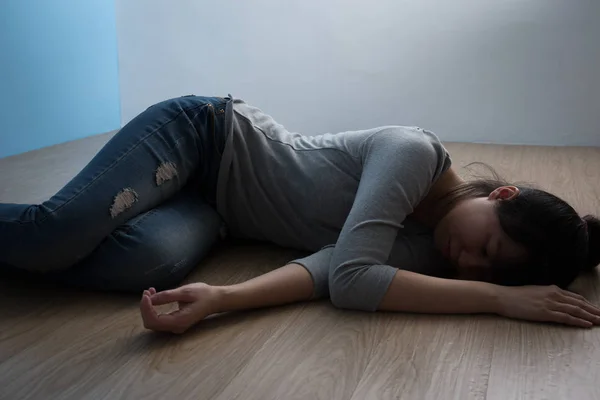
[496, 285, 600, 328]
[140, 283, 220, 334]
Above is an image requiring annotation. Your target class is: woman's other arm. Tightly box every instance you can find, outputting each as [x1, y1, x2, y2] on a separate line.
[378, 269, 600, 328]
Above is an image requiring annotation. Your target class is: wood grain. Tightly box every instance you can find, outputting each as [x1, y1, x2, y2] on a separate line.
[1, 135, 599, 400]
[350, 315, 496, 400]
[214, 304, 392, 400]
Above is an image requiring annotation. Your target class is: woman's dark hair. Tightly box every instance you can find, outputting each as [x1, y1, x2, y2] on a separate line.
[443, 163, 600, 288]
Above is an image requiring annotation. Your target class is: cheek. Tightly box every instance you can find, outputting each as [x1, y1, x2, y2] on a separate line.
[451, 214, 487, 248]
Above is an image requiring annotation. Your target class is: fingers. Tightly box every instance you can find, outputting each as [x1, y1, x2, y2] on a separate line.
[552, 303, 600, 326]
[152, 313, 189, 333]
[561, 289, 586, 302]
[566, 296, 600, 317]
[140, 292, 158, 328]
[549, 311, 593, 328]
[150, 287, 192, 306]
[582, 302, 600, 318]
[559, 294, 600, 320]
[140, 290, 193, 334]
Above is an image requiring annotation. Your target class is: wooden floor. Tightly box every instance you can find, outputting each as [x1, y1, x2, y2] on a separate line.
[1, 133, 599, 400]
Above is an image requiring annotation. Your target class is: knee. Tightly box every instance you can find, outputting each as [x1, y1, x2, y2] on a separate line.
[127, 258, 195, 292]
[108, 234, 201, 292]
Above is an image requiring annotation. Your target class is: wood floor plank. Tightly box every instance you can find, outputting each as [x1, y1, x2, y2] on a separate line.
[76, 305, 305, 400]
[485, 273, 600, 400]
[487, 322, 600, 400]
[213, 303, 393, 400]
[0, 131, 115, 204]
[350, 315, 496, 400]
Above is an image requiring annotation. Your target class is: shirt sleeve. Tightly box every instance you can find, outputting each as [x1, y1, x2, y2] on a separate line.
[288, 245, 335, 300]
[328, 127, 450, 311]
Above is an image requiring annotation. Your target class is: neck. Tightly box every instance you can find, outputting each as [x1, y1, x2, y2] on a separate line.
[411, 167, 465, 228]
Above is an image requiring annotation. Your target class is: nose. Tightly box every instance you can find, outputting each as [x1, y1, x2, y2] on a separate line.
[458, 250, 490, 270]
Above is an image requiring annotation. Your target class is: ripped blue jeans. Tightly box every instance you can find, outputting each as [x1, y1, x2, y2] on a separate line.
[0, 95, 230, 292]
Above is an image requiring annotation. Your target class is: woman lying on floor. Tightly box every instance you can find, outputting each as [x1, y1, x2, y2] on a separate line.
[1, 95, 599, 334]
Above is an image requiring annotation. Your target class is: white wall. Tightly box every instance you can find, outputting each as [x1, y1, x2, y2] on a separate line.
[116, 0, 600, 146]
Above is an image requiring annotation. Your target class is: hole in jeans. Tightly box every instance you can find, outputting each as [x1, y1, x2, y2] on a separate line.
[110, 188, 138, 218]
[155, 162, 178, 186]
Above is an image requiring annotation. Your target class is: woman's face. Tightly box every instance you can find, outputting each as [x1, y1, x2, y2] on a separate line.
[433, 187, 529, 281]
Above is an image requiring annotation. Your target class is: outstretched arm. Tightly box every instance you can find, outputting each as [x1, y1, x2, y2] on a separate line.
[140, 263, 314, 333]
[378, 269, 600, 328]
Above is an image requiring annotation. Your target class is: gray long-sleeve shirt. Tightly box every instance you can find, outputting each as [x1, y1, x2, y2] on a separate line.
[216, 98, 452, 311]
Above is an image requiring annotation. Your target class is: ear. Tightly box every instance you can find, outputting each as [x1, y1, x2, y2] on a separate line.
[489, 186, 520, 201]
